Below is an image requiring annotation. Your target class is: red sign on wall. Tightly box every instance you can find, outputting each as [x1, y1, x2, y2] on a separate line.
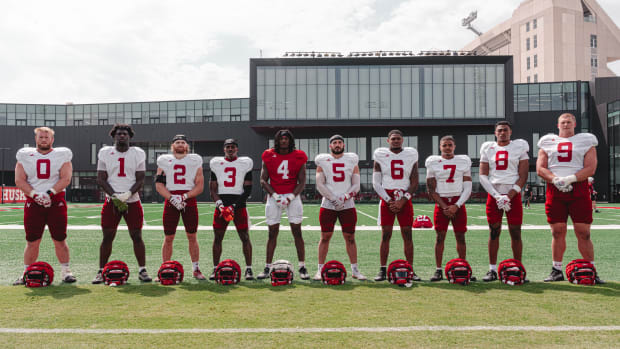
[2, 187, 27, 203]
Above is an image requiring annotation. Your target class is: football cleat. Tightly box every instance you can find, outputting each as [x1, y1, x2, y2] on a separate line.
[312, 270, 322, 281]
[374, 267, 387, 282]
[193, 269, 206, 280]
[411, 271, 422, 282]
[595, 275, 606, 284]
[13, 276, 25, 286]
[138, 269, 152, 282]
[257, 266, 270, 280]
[209, 268, 216, 281]
[62, 270, 77, 283]
[544, 268, 564, 282]
[430, 269, 443, 282]
[352, 270, 367, 281]
[483, 270, 498, 282]
[92, 271, 104, 284]
[244, 268, 254, 281]
[299, 266, 310, 280]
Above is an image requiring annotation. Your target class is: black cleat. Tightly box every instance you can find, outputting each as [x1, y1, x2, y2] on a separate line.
[411, 271, 422, 282]
[483, 270, 498, 282]
[595, 209, 600, 213]
[299, 266, 310, 280]
[257, 266, 270, 280]
[470, 275, 477, 282]
[13, 277, 25, 286]
[138, 269, 152, 282]
[430, 269, 443, 282]
[245, 268, 254, 281]
[595, 274, 606, 284]
[544, 268, 564, 282]
[92, 271, 104, 284]
[209, 268, 216, 281]
[374, 267, 387, 282]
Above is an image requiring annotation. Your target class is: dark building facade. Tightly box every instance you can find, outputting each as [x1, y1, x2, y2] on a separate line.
[0, 55, 617, 203]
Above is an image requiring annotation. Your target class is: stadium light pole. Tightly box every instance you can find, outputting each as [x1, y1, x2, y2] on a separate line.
[0, 147, 9, 204]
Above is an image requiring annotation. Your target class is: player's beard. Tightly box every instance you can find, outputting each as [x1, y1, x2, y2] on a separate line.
[37, 144, 51, 151]
[390, 146, 402, 152]
[331, 147, 344, 155]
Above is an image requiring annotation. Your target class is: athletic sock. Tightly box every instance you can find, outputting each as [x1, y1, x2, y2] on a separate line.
[351, 263, 359, 273]
[490, 264, 497, 272]
[139, 266, 146, 273]
[436, 267, 442, 271]
[318, 264, 324, 272]
[24, 265, 29, 271]
[298, 261, 305, 268]
[265, 263, 271, 269]
[552, 261, 562, 270]
[61, 262, 70, 273]
[246, 265, 252, 270]
[192, 261, 199, 271]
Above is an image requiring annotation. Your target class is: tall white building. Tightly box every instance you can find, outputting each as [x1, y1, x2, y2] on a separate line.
[462, 0, 620, 83]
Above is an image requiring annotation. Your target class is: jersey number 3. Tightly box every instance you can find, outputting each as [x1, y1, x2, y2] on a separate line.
[224, 167, 236, 187]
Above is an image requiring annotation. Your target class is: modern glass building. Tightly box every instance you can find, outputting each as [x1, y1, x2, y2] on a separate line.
[608, 99, 620, 201]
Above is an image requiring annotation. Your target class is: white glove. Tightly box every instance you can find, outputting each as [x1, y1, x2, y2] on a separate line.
[34, 192, 52, 208]
[494, 194, 511, 211]
[169, 195, 185, 210]
[283, 193, 296, 206]
[272, 193, 286, 209]
[552, 177, 573, 192]
[392, 190, 404, 201]
[115, 191, 132, 203]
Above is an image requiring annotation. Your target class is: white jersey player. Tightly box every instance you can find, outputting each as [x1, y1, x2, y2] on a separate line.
[156, 134, 205, 280]
[209, 138, 254, 280]
[371, 130, 420, 282]
[13, 127, 76, 285]
[313, 135, 365, 281]
[93, 124, 151, 284]
[425, 135, 473, 282]
[536, 113, 603, 283]
[478, 121, 529, 282]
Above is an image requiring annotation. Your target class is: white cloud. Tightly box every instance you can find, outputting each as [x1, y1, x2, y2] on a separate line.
[0, 0, 618, 104]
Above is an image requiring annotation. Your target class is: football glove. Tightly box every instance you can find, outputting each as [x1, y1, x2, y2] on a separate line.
[283, 193, 296, 205]
[392, 190, 404, 201]
[494, 194, 511, 211]
[33, 192, 52, 208]
[115, 191, 132, 203]
[169, 195, 186, 211]
[272, 193, 286, 209]
[221, 206, 234, 222]
[552, 177, 573, 192]
[111, 197, 128, 212]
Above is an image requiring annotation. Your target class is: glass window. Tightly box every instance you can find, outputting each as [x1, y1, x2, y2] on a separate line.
[526, 37, 530, 51]
[534, 54, 538, 68]
[590, 34, 597, 48]
[533, 18, 537, 29]
[527, 57, 531, 70]
[526, 22, 530, 32]
[533, 35, 537, 48]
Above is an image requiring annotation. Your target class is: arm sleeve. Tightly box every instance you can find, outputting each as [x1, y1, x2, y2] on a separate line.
[210, 171, 217, 181]
[234, 184, 252, 206]
[244, 171, 252, 181]
[347, 173, 361, 195]
[372, 171, 391, 202]
[315, 171, 335, 201]
[456, 181, 472, 207]
[478, 174, 499, 197]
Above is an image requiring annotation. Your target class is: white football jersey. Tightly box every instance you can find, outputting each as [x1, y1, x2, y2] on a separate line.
[315, 152, 358, 210]
[16, 147, 72, 192]
[537, 133, 598, 177]
[373, 147, 418, 190]
[480, 139, 529, 193]
[209, 156, 253, 195]
[425, 155, 472, 197]
[97, 146, 146, 203]
[157, 154, 203, 191]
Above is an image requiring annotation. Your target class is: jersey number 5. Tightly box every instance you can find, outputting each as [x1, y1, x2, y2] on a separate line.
[224, 167, 236, 187]
[36, 159, 51, 179]
[557, 142, 572, 162]
[495, 151, 509, 170]
[443, 164, 456, 183]
[174, 165, 186, 185]
[332, 163, 345, 182]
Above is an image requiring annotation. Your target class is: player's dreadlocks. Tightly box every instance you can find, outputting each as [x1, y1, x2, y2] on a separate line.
[272, 129, 296, 154]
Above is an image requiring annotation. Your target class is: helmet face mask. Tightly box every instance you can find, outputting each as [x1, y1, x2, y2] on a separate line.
[445, 258, 472, 285]
[158, 261, 184, 285]
[566, 259, 596, 285]
[498, 259, 527, 286]
[270, 260, 294, 286]
[215, 259, 241, 285]
[24, 261, 54, 287]
[321, 260, 346, 285]
[103, 260, 130, 286]
[388, 259, 413, 285]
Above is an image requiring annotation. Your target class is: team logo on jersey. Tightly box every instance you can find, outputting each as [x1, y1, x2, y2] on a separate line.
[26, 203, 31, 207]
[29, 154, 34, 157]
[58, 202, 64, 207]
[220, 162, 224, 165]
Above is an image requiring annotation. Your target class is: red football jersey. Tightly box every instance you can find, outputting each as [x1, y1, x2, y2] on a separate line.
[262, 148, 308, 194]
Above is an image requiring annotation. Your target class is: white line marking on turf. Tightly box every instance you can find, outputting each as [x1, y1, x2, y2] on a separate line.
[356, 209, 377, 221]
[1, 326, 619, 334]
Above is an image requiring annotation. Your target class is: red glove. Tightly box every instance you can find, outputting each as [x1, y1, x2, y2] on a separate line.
[221, 206, 234, 222]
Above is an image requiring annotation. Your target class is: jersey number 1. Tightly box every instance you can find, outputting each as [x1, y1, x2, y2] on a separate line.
[118, 158, 126, 177]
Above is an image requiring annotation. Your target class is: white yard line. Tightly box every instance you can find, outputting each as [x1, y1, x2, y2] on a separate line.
[0, 326, 618, 334]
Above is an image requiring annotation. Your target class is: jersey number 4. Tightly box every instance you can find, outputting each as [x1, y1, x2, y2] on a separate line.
[557, 142, 572, 162]
[277, 160, 290, 179]
[36, 159, 51, 179]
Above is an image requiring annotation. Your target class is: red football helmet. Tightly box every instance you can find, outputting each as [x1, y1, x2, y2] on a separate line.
[445, 258, 472, 285]
[566, 259, 597, 285]
[270, 260, 294, 286]
[158, 260, 184, 285]
[498, 259, 527, 285]
[321, 260, 346, 285]
[102, 260, 130, 286]
[24, 261, 54, 287]
[412, 215, 433, 228]
[387, 259, 413, 285]
[215, 259, 241, 285]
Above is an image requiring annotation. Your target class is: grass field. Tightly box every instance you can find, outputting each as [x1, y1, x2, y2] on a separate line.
[0, 202, 619, 348]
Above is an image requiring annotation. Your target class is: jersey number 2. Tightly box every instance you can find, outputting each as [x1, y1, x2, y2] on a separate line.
[557, 142, 572, 162]
[174, 165, 186, 185]
[36, 159, 51, 179]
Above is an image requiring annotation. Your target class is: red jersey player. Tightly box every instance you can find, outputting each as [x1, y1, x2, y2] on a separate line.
[536, 113, 604, 283]
[426, 135, 474, 282]
[257, 129, 309, 280]
[93, 124, 151, 284]
[209, 138, 254, 280]
[156, 134, 205, 280]
[13, 127, 76, 285]
[313, 135, 366, 281]
[372, 130, 420, 282]
[478, 121, 529, 282]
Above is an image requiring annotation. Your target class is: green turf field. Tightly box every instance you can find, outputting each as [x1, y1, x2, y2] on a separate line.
[0, 202, 619, 348]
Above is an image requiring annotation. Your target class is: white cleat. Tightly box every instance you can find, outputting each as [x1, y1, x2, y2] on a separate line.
[312, 270, 322, 281]
[352, 271, 367, 281]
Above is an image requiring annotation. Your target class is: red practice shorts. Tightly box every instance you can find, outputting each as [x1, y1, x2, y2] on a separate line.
[486, 193, 523, 225]
[545, 181, 592, 224]
[163, 191, 198, 235]
[378, 189, 414, 228]
[319, 207, 357, 233]
[213, 207, 250, 231]
[101, 198, 144, 230]
[433, 197, 467, 233]
[23, 192, 67, 242]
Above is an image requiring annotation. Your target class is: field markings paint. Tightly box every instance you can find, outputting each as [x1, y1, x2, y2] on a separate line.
[0, 326, 619, 334]
[356, 209, 378, 221]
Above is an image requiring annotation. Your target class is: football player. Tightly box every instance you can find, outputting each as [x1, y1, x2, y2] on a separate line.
[478, 121, 529, 282]
[209, 138, 254, 280]
[536, 113, 604, 283]
[313, 135, 366, 281]
[372, 130, 420, 282]
[588, 177, 600, 213]
[257, 129, 309, 280]
[155, 135, 205, 280]
[93, 124, 152, 284]
[13, 127, 76, 285]
[425, 135, 474, 282]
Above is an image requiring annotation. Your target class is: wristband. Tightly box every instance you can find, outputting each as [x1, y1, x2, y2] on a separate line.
[512, 185, 521, 193]
[215, 199, 224, 209]
[29, 190, 36, 198]
[403, 192, 412, 200]
[183, 193, 188, 200]
[46, 190, 54, 196]
[49, 188, 57, 195]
